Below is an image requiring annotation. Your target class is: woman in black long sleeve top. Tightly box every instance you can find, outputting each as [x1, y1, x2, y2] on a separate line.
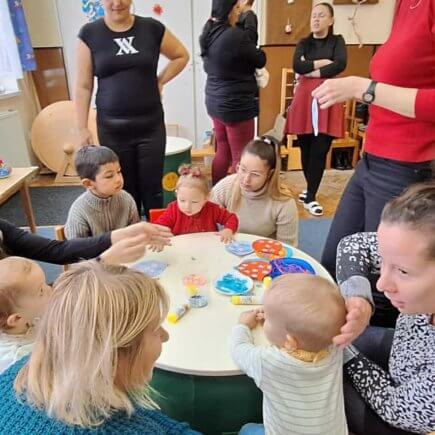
[200, 0, 266, 184]
[285, 3, 347, 217]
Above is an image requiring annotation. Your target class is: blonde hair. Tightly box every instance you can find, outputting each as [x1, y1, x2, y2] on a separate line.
[228, 136, 293, 211]
[176, 165, 210, 196]
[265, 274, 346, 352]
[15, 260, 169, 428]
[0, 257, 34, 331]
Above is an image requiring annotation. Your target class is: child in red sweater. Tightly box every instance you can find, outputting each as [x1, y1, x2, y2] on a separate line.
[155, 165, 238, 244]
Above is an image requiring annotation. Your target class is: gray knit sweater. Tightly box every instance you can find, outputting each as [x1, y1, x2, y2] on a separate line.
[65, 190, 140, 239]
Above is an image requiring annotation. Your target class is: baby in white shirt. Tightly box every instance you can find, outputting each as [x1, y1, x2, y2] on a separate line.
[0, 256, 52, 374]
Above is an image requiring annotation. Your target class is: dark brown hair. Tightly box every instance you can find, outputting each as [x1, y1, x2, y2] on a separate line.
[381, 181, 435, 260]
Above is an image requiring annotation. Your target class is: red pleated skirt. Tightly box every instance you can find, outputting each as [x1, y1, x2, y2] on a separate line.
[285, 77, 344, 138]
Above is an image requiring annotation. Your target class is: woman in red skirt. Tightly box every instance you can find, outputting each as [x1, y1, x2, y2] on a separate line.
[285, 2, 347, 216]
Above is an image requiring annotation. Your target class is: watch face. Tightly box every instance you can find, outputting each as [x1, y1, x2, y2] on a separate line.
[363, 92, 374, 103]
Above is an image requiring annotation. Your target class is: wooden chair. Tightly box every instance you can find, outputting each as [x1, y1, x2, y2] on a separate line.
[326, 99, 362, 169]
[54, 225, 69, 271]
[279, 68, 301, 170]
[149, 208, 167, 224]
[191, 131, 216, 175]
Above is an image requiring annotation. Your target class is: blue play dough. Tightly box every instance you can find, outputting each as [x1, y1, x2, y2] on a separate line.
[226, 241, 254, 256]
[216, 273, 249, 295]
[270, 258, 315, 279]
[132, 261, 167, 278]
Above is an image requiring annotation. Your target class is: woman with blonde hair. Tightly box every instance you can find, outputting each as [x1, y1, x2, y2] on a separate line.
[0, 261, 199, 434]
[211, 136, 298, 247]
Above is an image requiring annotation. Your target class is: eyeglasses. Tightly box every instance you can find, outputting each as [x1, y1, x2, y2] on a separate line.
[236, 163, 268, 180]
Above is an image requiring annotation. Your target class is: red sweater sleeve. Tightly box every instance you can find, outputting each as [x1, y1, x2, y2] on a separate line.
[155, 201, 177, 230]
[212, 202, 239, 232]
[415, 89, 435, 123]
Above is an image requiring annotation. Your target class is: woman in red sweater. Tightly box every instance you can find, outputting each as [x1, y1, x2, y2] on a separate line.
[312, 0, 434, 277]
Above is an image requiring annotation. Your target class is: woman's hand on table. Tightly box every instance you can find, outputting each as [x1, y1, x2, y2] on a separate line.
[312, 76, 370, 109]
[99, 234, 147, 265]
[333, 297, 372, 348]
[218, 228, 235, 244]
[111, 222, 172, 248]
[239, 309, 264, 330]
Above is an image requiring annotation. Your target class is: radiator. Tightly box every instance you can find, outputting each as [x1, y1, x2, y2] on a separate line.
[0, 110, 32, 166]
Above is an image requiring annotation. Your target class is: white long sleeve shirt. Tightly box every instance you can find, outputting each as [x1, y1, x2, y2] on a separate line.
[230, 325, 347, 435]
[0, 333, 33, 374]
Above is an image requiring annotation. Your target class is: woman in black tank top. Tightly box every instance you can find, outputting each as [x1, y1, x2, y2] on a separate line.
[75, 0, 189, 217]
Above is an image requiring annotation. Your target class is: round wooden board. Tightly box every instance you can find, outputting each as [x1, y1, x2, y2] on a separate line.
[31, 101, 98, 173]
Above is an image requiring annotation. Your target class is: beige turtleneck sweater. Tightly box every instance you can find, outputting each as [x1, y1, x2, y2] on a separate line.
[211, 174, 298, 247]
[65, 189, 140, 239]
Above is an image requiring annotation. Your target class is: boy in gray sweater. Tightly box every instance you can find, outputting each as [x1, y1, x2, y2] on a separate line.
[65, 146, 140, 239]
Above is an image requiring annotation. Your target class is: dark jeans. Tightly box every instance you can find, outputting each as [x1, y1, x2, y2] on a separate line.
[298, 133, 334, 203]
[97, 113, 166, 218]
[321, 153, 432, 278]
[344, 327, 414, 435]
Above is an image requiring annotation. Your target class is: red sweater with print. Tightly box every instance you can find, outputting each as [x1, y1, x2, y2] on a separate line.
[156, 201, 239, 235]
[364, 0, 435, 162]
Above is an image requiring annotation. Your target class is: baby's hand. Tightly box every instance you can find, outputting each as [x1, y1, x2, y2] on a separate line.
[219, 228, 234, 243]
[147, 243, 164, 253]
[239, 309, 261, 329]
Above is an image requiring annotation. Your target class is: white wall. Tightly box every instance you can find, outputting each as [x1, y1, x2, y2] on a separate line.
[315, 0, 395, 45]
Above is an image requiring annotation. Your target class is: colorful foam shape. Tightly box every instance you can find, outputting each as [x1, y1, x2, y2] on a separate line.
[269, 257, 316, 279]
[132, 261, 168, 278]
[226, 241, 254, 256]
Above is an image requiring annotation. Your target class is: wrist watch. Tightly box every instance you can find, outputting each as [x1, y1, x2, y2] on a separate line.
[362, 80, 377, 104]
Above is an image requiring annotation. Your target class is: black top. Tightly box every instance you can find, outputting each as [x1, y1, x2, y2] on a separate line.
[203, 26, 266, 124]
[79, 16, 165, 123]
[0, 219, 111, 265]
[236, 10, 258, 45]
[293, 34, 347, 78]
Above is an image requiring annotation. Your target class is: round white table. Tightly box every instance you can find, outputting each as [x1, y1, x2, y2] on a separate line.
[132, 232, 331, 376]
[134, 232, 331, 433]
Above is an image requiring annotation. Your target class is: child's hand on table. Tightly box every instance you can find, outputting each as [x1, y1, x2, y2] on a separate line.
[147, 242, 164, 253]
[238, 309, 264, 329]
[219, 228, 235, 243]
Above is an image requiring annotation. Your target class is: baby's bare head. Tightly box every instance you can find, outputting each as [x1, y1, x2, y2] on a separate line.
[263, 274, 346, 352]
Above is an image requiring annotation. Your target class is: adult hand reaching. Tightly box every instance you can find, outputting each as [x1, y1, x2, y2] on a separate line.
[111, 222, 173, 248]
[333, 297, 372, 348]
[99, 234, 147, 265]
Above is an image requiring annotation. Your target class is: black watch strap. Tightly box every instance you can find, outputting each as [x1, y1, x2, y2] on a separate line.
[362, 80, 377, 104]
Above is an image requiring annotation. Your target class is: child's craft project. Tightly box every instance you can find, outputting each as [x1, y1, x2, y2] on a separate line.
[214, 272, 253, 296]
[226, 241, 254, 256]
[0, 160, 11, 179]
[237, 259, 272, 281]
[132, 261, 167, 278]
[252, 239, 286, 260]
[269, 257, 316, 279]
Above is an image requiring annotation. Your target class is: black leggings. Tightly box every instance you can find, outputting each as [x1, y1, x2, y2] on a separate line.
[321, 153, 432, 278]
[344, 326, 414, 435]
[298, 133, 334, 203]
[97, 113, 166, 217]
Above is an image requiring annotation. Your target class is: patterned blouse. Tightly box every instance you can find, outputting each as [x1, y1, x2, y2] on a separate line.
[337, 232, 435, 434]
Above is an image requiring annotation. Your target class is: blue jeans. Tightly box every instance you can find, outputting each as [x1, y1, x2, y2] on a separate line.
[321, 153, 432, 279]
[239, 423, 265, 435]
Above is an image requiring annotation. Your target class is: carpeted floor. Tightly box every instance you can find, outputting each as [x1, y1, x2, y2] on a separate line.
[0, 186, 85, 226]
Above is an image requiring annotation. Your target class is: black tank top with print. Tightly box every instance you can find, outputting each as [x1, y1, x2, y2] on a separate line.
[79, 16, 165, 123]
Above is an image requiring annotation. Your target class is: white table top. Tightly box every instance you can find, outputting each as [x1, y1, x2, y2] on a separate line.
[165, 136, 192, 156]
[131, 233, 331, 377]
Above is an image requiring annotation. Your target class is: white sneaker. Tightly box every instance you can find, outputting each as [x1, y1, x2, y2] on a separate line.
[304, 201, 323, 216]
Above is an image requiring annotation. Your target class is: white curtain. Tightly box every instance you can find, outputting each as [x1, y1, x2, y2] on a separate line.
[0, 0, 22, 79]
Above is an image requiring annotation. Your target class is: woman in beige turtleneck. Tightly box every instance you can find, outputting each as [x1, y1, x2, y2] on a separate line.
[211, 137, 298, 247]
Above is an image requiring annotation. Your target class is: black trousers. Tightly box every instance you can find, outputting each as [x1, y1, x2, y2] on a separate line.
[97, 113, 166, 218]
[298, 133, 334, 203]
[344, 326, 414, 435]
[321, 153, 432, 278]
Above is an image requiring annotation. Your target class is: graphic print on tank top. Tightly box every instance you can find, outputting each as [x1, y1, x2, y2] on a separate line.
[113, 37, 139, 55]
